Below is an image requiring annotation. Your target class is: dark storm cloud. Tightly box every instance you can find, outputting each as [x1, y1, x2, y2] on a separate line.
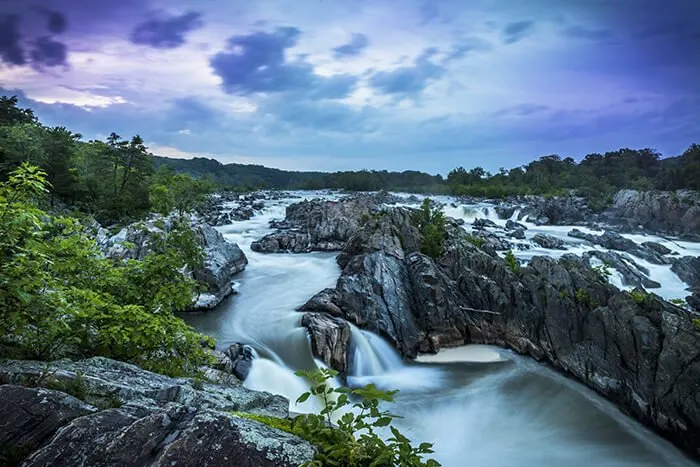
[369, 47, 444, 96]
[210, 27, 358, 97]
[332, 33, 369, 58]
[502, 20, 535, 44]
[0, 14, 26, 65]
[45, 10, 67, 34]
[30, 36, 67, 68]
[131, 11, 203, 49]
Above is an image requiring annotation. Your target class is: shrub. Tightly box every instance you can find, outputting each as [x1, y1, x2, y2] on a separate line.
[591, 263, 612, 282]
[465, 234, 486, 249]
[575, 288, 591, 306]
[504, 250, 519, 273]
[413, 199, 446, 260]
[628, 289, 648, 306]
[238, 368, 440, 467]
[0, 163, 213, 376]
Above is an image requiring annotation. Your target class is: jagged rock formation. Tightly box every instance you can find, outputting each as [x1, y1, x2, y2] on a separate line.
[299, 206, 700, 457]
[0, 357, 314, 466]
[101, 217, 247, 310]
[568, 229, 669, 264]
[213, 343, 256, 381]
[532, 233, 565, 250]
[603, 189, 700, 237]
[251, 192, 401, 253]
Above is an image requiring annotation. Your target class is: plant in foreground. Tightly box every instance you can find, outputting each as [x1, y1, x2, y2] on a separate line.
[238, 368, 440, 467]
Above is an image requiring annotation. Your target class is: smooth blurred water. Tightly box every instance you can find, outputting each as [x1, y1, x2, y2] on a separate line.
[184, 192, 698, 466]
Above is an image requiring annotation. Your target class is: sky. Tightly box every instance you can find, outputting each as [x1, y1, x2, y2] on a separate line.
[0, 0, 698, 175]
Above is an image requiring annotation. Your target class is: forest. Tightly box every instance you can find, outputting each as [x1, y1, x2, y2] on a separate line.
[2, 93, 699, 222]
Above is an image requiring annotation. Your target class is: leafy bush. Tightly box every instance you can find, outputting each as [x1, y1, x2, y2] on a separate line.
[591, 263, 612, 282]
[413, 199, 446, 259]
[504, 250, 519, 273]
[628, 289, 649, 306]
[575, 288, 591, 306]
[0, 163, 213, 376]
[465, 234, 486, 249]
[669, 298, 687, 309]
[251, 368, 441, 467]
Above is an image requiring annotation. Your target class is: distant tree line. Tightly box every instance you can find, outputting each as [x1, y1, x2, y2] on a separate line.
[3, 94, 699, 216]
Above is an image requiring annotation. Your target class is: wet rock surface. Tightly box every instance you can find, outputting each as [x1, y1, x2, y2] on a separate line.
[300, 205, 700, 457]
[301, 313, 351, 372]
[0, 358, 315, 467]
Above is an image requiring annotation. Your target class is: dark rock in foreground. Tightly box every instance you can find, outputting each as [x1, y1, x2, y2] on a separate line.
[301, 205, 700, 458]
[531, 233, 566, 250]
[0, 358, 314, 466]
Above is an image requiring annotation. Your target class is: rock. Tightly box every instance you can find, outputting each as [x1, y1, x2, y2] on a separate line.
[301, 313, 351, 372]
[214, 343, 255, 381]
[583, 251, 661, 289]
[505, 219, 527, 231]
[299, 205, 700, 457]
[251, 194, 382, 253]
[670, 256, 700, 288]
[531, 233, 566, 250]
[192, 223, 248, 310]
[99, 217, 247, 311]
[495, 204, 518, 220]
[0, 358, 315, 466]
[0, 385, 96, 465]
[252, 200, 265, 210]
[507, 228, 526, 240]
[472, 218, 499, 230]
[521, 196, 590, 225]
[642, 241, 672, 256]
[603, 189, 700, 236]
[568, 229, 669, 265]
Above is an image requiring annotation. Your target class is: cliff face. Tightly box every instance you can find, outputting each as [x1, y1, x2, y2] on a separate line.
[603, 189, 700, 237]
[0, 357, 314, 466]
[297, 206, 700, 458]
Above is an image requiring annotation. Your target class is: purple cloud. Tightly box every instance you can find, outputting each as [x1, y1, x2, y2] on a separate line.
[333, 33, 369, 58]
[369, 48, 445, 97]
[131, 11, 203, 49]
[503, 20, 535, 44]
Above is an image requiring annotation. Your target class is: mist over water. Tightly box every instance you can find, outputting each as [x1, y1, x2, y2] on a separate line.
[184, 192, 698, 466]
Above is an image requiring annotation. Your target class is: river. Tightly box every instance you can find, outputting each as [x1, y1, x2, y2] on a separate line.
[183, 192, 698, 466]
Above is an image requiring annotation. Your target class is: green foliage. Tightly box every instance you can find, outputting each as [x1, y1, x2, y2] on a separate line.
[693, 319, 700, 330]
[504, 250, 519, 273]
[465, 234, 486, 249]
[591, 263, 612, 282]
[263, 368, 442, 467]
[413, 199, 446, 259]
[628, 289, 649, 306]
[150, 166, 215, 215]
[0, 164, 213, 376]
[669, 298, 687, 309]
[575, 288, 591, 306]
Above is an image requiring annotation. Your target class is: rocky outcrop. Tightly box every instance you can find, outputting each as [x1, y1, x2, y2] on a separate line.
[568, 229, 669, 265]
[531, 233, 565, 250]
[301, 206, 700, 457]
[301, 313, 351, 372]
[101, 217, 247, 310]
[213, 343, 256, 381]
[670, 256, 700, 289]
[603, 189, 700, 237]
[582, 251, 661, 289]
[251, 192, 399, 253]
[520, 195, 591, 225]
[0, 358, 315, 466]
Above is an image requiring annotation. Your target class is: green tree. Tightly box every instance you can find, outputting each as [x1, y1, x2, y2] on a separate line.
[414, 199, 447, 259]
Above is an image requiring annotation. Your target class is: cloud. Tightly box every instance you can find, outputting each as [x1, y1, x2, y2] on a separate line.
[210, 27, 357, 97]
[332, 33, 369, 58]
[0, 14, 26, 66]
[368, 48, 445, 97]
[45, 10, 68, 34]
[503, 20, 535, 44]
[30, 36, 68, 69]
[563, 25, 614, 42]
[131, 11, 203, 49]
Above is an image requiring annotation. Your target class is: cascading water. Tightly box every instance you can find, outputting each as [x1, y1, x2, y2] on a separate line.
[185, 192, 698, 466]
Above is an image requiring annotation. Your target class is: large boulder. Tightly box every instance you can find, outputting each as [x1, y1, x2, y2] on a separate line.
[100, 217, 247, 311]
[531, 233, 565, 250]
[568, 229, 669, 265]
[301, 313, 351, 372]
[603, 189, 700, 236]
[213, 343, 256, 381]
[300, 205, 700, 458]
[521, 195, 591, 225]
[0, 358, 315, 466]
[251, 192, 399, 253]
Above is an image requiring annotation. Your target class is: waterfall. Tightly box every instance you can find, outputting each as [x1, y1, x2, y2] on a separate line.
[348, 325, 403, 377]
[510, 209, 521, 220]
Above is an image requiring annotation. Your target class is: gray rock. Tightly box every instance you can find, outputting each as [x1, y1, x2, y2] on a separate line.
[532, 233, 566, 250]
[214, 343, 255, 381]
[603, 189, 700, 236]
[568, 229, 669, 265]
[472, 218, 499, 230]
[670, 256, 700, 288]
[505, 219, 527, 231]
[0, 358, 315, 466]
[301, 313, 351, 372]
[507, 228, 526, 240]
[582, 250, 661, 289]
[0, 385, 96, 465]
[642, 241, 672, 256]
[300, 205, 700, 457]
